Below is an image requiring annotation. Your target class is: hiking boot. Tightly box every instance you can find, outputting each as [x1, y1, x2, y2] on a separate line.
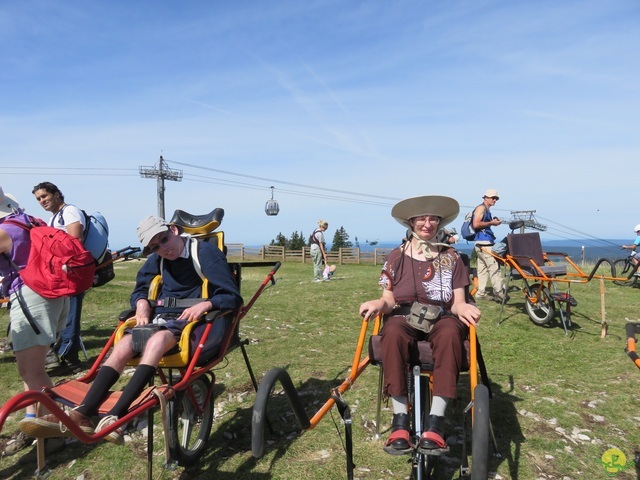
[19, 410, 93, 439]
[96, 415, 125, 445]
[474, 291, 488, 300]
[418, 414, 447, 453]
[383, 413, 412, 456]
[2, 431, 31, 456]
[18, 437, 66, 465]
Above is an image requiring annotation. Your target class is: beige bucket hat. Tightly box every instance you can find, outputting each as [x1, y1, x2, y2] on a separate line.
[391, 195, 460, 229]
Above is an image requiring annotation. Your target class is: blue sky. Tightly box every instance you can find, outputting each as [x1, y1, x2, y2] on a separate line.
[1, 1, 638, 256]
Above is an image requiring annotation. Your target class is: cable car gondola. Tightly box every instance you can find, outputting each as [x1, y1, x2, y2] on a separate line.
[265, 186, 280, 216]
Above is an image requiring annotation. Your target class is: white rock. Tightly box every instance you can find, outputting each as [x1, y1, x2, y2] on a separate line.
[318, 449, 331, 459]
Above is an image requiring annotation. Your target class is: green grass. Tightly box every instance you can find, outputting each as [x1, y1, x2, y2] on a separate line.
[0, 260, 639, 479]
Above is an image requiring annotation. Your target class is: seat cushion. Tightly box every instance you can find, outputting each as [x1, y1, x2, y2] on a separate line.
[115, 314, 232, 368]
[368, 335, 470, 372]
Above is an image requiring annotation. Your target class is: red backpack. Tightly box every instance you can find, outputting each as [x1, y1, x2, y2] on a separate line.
[3, 216, 96, 298]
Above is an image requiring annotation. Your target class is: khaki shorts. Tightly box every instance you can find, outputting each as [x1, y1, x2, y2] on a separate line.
[9, 285, 69, 352]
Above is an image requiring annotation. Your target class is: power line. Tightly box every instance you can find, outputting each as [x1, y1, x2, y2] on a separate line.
[0, 167, 137, 172]
[0, 164, 624, 248]
[184, 174, 393, 207]
[171, 160, 401, 201]
[1, 164, 399, 206]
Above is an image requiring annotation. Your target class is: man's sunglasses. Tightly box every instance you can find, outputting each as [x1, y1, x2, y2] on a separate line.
[149, 234, 170, 253]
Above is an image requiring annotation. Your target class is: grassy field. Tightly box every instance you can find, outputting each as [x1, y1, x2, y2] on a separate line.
[0, 259, 639, 480]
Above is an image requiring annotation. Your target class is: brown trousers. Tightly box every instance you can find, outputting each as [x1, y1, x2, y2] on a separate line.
[380, 314, 468, 399]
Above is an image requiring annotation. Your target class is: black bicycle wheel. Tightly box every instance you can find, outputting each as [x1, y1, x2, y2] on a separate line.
[524, 284, 555, 325]
[167, 376, 215, 466]
[613, 259, 637, 287]
[470, 384, 490, 480]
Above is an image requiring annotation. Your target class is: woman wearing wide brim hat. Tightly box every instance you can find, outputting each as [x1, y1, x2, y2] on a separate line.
[0, 186, 70, 458]
[359, 195, 481, 455]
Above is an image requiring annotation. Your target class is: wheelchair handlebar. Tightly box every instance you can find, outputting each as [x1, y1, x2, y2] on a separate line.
[271, 261, 281, 284]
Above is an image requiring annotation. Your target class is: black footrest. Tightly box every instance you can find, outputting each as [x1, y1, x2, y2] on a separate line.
[550, 292, 578, 307]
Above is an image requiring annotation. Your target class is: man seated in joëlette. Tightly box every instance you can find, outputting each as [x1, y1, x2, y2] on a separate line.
[20, 215, 242, 445]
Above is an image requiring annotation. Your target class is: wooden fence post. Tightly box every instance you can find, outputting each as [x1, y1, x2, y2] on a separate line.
[600, 277, 607, 338]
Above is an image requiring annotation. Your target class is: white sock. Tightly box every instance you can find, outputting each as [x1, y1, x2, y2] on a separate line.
[391, 396, 408, 415]
[429, 396, 449, 417]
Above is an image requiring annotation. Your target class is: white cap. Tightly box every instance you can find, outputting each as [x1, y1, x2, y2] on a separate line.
[0, 186, 20, 219]
[137, 215, 170, 247]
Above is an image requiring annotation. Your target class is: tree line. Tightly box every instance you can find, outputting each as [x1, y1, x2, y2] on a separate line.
[269, 226, 355, 251]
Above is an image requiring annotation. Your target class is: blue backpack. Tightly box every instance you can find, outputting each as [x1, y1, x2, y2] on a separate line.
[460, 211, 476, 241]
[83, 211, 109, 263]
[55, 205, 110, 264]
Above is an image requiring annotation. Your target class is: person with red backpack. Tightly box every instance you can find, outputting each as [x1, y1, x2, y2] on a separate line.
[32, 182, 87, 374]
[0, 186, 69, 459]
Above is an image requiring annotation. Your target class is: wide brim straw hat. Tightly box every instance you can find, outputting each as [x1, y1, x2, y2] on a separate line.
[391, 195, 460, 229]
[0, 186, 21, 219]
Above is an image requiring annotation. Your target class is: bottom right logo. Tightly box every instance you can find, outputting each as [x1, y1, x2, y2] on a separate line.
[599, 448, 637, 477]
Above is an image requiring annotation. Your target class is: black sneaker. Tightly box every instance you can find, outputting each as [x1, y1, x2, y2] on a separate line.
[48, 358, 83, 377]
[63, 357, 83, 374]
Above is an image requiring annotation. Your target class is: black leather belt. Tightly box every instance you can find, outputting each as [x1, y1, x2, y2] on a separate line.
[152, 298, 207, 308]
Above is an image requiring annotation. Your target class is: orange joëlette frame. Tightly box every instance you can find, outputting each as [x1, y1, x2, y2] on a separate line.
[626, 322, 640, 370]
[307, 313, 481, 429]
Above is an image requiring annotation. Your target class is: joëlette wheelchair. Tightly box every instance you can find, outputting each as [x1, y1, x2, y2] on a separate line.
[251, 255, 496, 480]
[481, 221, 621, 335]
[0, 208, 280, 478]
[368, 319, 494, 479]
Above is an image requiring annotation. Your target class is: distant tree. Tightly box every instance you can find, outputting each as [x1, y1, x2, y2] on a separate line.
[270, 233, 287, 247]
[331, 226, 352, 251]
[354, 236, 360, 248]
[287, 231, 307, 250]
[269, 231, 308, 249]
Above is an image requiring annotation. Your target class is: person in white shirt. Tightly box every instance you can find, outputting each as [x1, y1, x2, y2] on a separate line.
[32, 182, 87, 374]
